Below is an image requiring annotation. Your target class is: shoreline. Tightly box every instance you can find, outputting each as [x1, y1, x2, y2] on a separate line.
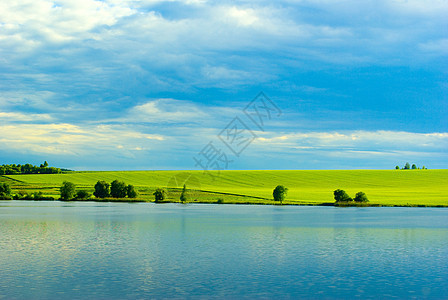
[3, 199, 448, 208]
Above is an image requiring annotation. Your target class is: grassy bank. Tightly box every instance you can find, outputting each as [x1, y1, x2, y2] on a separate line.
[2, 169, 448, 207]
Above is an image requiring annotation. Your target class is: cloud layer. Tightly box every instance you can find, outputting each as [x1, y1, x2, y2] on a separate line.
[0, 0, 447, 169]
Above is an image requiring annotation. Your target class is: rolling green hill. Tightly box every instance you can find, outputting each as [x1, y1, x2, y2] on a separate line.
[2, 169, 447, 206]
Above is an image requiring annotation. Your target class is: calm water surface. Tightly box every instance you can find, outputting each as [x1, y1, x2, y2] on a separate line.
[1, 201, 447, 299]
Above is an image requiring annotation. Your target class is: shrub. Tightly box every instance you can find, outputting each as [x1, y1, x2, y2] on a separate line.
[110, 180, 127, 198]
[273, 185, 288, 204]
[354, 191, 369, 202]
[60, 181, 76, 201]
[333, 189, 353, 202]
[94, 181, 110, 198]
[180, 184, 187, 203]
[127, 184, 138, 198]
[76, 190, 90, 200]
[153, 188, 166, 203]
[13, 191, 53, 201]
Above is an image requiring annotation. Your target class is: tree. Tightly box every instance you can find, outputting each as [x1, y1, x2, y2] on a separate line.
[94, 181, 110, 198]
[180, 184, 187, 203]
[60, 181, 76, 200]
[110, 180, 127, 198]
[395, 166, 399, 170]
[0, 182, 12, 200]
[273, 185, 288, 204]
[404, 162, 410, 170]
[334, 189, 353, 202]
[153, 188, 166, 203]
[76, 190, 90, 200]
[354, 191, 369, 202]
[127, 184, 138, 198]
[411, 164, 417, 169]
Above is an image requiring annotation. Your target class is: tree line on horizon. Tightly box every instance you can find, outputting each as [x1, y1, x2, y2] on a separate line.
[0, 161, 62, 175]
[396, 162, 426, 170]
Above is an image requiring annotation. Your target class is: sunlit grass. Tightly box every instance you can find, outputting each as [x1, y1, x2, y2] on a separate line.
[3, 169, 448, 206]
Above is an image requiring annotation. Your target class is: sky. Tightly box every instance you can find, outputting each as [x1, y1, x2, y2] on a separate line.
[0, 0, 447, 171]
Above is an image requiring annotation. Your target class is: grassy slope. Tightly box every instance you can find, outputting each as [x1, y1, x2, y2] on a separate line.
[3, 169, 448, 206]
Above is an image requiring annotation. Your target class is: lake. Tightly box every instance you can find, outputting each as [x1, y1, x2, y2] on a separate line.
[1, 201, 447, 299]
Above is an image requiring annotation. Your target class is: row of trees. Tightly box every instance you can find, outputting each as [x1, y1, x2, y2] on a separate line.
[395, 163, 426, 170]
[60, 180, 138, 201]
[93, 180, 138, 199]
[0, 161, 62, 175]
[334, 189, 369, 203]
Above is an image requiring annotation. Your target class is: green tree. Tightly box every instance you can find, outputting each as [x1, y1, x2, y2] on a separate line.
[110, 180, 127, 198]
[153, 188, 166, 203]
[395, 165, 399, 170]
[94, 181, 110, 198]
[180, 184, 187, 203]
[60, 181, 76, 200]
[0, 182, 12, 200]
[404, 162, 410, 170]
[76, 190, 90, 200]
[412, 164, 417, 169]
[127, 184, 138, 198]
[334, 189, 353, 202]
[273, 185, 288, 204]
[354, 191, 369, 202]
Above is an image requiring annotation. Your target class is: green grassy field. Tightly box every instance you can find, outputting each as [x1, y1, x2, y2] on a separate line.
[2, 169, 448, 206]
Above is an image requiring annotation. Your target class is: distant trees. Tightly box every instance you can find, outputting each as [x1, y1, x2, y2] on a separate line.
[273, 185, 288, 204]
[93, 180, 137, 199]
[0, 182, 12, 200]
[334, 189, 369, 203]
[180, 184, 187, 203]
[127, 185, 138, 198]
[153, 188, 166, 203]
[94, 181, 110, 198]
[396, 163, 426, 170]
[354, 192, 369, 203]
[333, 189, 353, 202]
[60, 181, 76, 201]
[110, 180, 127, 198]
[0, 162, 61, 175]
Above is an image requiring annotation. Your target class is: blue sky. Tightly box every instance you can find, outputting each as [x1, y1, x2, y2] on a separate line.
[0, 0, 447, 170]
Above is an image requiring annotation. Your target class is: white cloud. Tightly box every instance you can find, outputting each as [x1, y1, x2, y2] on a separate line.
[0, 112, 52, 122]
[253, 130, 448, 153]
[226, 6, 259, 27]
[129, 98, 208, 123]
[0, 0, 135, 44]
[0, 123, 166, 156]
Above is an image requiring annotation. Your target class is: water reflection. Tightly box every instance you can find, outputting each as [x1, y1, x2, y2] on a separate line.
[0, 202, 447, 299]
